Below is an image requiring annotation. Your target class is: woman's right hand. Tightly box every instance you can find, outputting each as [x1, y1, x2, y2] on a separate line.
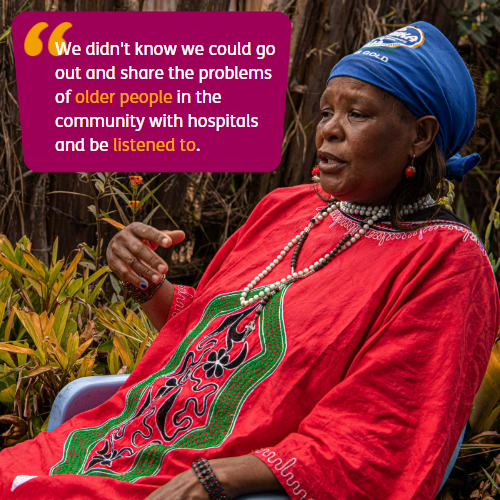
[106, 222, 185, 289]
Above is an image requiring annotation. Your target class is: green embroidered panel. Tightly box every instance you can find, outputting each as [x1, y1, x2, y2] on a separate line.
[50, 285, 288, 482]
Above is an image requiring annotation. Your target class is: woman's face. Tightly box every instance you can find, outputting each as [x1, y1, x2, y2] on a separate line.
[316, 76, 416, 205]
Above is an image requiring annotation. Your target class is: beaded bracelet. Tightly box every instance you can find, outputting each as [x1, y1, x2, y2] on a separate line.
[120, 274, 166, 304]
[191, 458, 228, 500]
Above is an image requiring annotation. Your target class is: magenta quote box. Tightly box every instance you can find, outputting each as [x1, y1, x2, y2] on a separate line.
[12, 12, 291, 172]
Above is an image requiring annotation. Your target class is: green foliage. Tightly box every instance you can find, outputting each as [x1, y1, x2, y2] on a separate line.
[451, 0, 500, 45]
[0, 235, 157, 445]
[451, 179, 500, 277]
[94, 302, 155, 375]
[438, 179, 455, 210]
[456, 193, 472, 227]
[483, 465, 500, 493]
[484, 178, 500, 274]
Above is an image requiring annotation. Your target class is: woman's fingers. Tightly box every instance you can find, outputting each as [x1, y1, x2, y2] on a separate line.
[159, 230, 186, 247]
[111, 244, 163, 289]
[106, 249, 147, 289]
[124, 223, 185, 249]
[108, 237, 168, 283]
[106, 223, 186, 287]
[126, 237, 169, 273]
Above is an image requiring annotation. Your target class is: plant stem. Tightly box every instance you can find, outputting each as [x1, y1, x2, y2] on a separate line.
[86, 173, 102, 274]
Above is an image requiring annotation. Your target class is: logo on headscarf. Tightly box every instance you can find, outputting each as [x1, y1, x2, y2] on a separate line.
[361, 26, 425, 50]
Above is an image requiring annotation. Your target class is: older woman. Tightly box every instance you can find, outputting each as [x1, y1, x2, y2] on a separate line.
[1, 21, 499, 500]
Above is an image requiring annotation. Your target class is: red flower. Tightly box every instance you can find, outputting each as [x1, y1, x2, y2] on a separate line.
[311, 166, 320, 176]
[127, 200, 142, 209]
[129, 176, 143, 186]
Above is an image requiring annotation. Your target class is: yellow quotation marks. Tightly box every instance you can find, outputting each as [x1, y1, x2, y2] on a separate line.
[24, 22, 72, 56]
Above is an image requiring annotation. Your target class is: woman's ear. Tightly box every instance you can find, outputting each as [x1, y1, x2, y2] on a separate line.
[413, 116, 439, 159]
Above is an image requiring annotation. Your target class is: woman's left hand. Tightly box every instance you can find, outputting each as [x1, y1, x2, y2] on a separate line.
[144, 467, 208, 500]
[144, 455, 283, 500]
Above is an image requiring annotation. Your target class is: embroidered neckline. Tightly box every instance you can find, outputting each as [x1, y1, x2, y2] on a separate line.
[329, 209, 487, 256]
[338, 209, 472, 233]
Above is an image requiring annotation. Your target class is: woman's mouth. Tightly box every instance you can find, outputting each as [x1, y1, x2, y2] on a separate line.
[317, 153, 347, 173]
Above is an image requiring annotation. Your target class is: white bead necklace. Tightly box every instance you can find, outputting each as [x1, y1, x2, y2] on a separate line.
[237, 196, 435, 336]
[339, 194, 435, 218]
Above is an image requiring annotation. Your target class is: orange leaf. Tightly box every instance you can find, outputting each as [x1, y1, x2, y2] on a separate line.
[102, 218, 125, 230]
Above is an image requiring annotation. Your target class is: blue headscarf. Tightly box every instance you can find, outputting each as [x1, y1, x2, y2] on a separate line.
[327, 21, 479, 182]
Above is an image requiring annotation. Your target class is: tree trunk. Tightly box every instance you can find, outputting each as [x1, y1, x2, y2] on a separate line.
[0, 0, 27, 243]
[30, 173, 49, 263]
[176, 0, 231, 11]
[57, 0, 114, 10]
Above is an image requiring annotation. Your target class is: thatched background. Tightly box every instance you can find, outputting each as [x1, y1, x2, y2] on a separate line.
[0, 2, 500, 498]
[1, 0, 498, 288]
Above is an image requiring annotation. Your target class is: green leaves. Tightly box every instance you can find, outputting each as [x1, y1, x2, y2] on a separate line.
[467, 0, 482, 13]
[456, 194, 471, 227]
[457, 18, 474, 37]
[479, 24, 493, 36]
[471, 343, 500, 433]
[0, 232, 161, 444]
[454, 0, 500, 45]
[0, 236, 115, 441]
[95, 302, 156, 374]
[483, 179, 500, 272]
[471, 29, 488, 45]
[485, 70, 500, 86]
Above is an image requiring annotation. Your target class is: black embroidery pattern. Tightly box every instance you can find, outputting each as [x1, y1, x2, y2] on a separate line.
[84, 303, 259, 471]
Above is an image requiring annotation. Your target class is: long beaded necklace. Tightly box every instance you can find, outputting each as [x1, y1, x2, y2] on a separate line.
[237, 196, 435, 337]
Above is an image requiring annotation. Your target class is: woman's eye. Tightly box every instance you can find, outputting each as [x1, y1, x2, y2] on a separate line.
[321, 110, 332, 118]
[349, 110, 365, 118]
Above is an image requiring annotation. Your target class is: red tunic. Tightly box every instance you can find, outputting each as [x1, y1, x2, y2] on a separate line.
[1, 184, 498, 500]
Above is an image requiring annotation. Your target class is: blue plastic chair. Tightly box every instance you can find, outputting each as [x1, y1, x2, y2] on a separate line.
[47, 375, 465, 498]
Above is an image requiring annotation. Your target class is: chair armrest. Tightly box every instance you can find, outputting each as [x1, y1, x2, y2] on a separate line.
[438, 424, 466, 493]
[47, 374, 129, 432]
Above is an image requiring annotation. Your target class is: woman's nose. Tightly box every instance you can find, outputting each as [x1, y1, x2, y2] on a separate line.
[320, 113, 345, 142]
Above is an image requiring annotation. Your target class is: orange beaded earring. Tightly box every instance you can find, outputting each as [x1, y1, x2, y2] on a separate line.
[405, 154, 416, 178]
